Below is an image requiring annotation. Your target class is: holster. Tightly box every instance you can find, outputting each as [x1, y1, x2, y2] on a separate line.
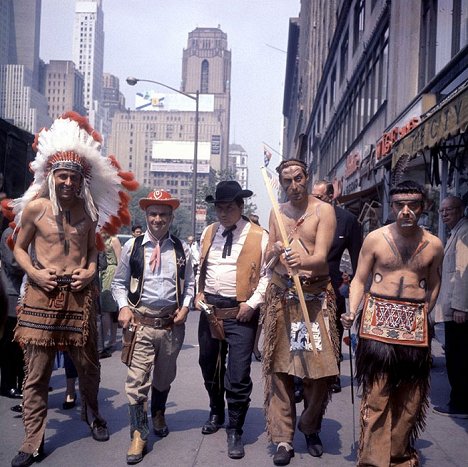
[121, 325, 138, 366]
[203, 304, 225, 341]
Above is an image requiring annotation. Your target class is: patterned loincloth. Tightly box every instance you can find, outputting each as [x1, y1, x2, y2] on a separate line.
[14, 281, 94, 347]
[360, 293, 428, 347]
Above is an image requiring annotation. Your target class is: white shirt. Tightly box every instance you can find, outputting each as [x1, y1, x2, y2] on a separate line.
[200, 217, 269, 310]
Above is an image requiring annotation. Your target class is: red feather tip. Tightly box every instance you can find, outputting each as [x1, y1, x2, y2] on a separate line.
[108, 155, 122, 170]
[121, 179, 139, 191]
[95, 232, 105, 251]
[119, 191, 131, 203]
[118, 208, 131, 225]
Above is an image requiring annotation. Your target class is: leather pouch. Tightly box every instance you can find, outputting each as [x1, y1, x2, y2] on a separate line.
[121, 325, 138, 366]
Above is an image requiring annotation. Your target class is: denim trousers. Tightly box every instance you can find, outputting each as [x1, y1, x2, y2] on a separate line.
[198, 306, 257, 421]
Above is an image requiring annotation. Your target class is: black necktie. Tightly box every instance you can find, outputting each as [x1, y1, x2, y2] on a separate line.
[222, 225, 236, 258]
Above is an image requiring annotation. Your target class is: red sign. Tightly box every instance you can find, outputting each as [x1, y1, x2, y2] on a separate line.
[345, 152, 361, 178]
[376, 117, 420, 161]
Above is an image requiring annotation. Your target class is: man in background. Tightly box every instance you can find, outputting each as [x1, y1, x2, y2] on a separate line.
[312, 180, 362, 392]
[433, 195, 468, 418]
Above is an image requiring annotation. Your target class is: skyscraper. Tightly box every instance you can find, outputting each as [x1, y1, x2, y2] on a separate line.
[182, 27, 231, 171]
[0, 0, 50, 132]
[72, 0, 104, 129]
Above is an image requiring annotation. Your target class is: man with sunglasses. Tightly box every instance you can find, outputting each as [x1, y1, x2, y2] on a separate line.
[342, 180, 444, 466]
[433, 195, 468, 419]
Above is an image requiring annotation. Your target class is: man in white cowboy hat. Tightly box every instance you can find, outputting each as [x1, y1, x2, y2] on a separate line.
[9, 112, 138, 467]
[194, 180, 269, 459]
[112, 189, 194, 465]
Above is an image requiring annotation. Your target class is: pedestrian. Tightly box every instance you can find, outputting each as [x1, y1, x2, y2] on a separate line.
[263, 159, 338, 465]
[112, 189, 194, 465]
[0, 227, 25, 400]
[433, 195, 468, 418]
[100, 233, 122, 352]
[194, 180, 269, 460]
[311, 179, 362, 392]
[7, 112, 137, 467]
[131, 224, 143, 237]
[187, 235, 200, 276]
[341, 180, 444, 466]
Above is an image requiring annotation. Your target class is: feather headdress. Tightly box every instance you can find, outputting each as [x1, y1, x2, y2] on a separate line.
[6, 112, 139, 248]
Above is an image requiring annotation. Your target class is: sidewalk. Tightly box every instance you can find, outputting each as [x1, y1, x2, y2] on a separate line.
[1, 313, 467, 466]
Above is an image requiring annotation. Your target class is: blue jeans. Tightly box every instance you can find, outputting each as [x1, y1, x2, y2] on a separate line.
[198, 302, 257, 427]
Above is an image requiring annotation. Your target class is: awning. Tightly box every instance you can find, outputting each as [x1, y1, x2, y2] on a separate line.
[391, 84, 468, 168]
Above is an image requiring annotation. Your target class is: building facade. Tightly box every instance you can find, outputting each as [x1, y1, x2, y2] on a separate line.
[182, 27, 231, 171]
[283, 0, 468, 237]
[41, 60, 86, 120]
[228, 144, 249, 189]
[72, 0, 104, 130]
[0, 0, 50, 132]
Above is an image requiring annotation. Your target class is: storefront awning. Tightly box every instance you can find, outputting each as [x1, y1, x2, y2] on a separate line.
[391, 84, 468, 168]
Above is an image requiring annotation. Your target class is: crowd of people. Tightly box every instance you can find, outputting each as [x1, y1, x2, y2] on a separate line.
[0, 113, 466, 467]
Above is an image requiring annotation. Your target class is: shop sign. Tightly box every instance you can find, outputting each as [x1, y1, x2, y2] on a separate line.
[392, 85, 468, 165]
[376, 117, 420, 161]
[345, 151, 361, 178]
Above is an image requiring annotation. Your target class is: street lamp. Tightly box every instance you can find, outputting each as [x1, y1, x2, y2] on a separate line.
[126, 76, 200, 237]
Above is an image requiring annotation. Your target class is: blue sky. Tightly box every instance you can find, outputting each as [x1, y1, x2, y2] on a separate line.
[40, 0, 300, 226]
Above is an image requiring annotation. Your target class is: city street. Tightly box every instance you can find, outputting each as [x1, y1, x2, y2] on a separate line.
[1, 313, 467, 467]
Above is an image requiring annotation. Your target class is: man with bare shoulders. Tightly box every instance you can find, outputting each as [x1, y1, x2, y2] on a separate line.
[263, 159, 339, 465]
[6, 113, 137, 467]
[342, 180, 444, 466]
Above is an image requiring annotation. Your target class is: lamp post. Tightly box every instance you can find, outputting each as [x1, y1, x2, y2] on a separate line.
[126, 76, 199, 237]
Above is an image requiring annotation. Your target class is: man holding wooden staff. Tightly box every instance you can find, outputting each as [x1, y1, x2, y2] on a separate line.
[263, 158, 339, 465]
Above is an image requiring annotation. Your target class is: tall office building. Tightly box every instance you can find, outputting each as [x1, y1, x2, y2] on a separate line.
[72, 0, 104, 129]
[109, 27, 232, 235]
[101, 72, 125, 155]
[0, 0, 50, 132]
[182, 27, 231, 171]
[42, 60, 86, 120]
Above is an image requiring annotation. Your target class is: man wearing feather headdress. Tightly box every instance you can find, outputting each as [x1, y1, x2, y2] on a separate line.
[6, 112, 138, 467]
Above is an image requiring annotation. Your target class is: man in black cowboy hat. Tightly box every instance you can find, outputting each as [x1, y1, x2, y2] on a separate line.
[194, 180, 269, 459]
[112, 189, 194, 464]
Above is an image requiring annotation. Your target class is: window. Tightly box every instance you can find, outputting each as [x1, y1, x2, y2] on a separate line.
[330, 66, 337, 104]
[201, 60, 209, 93]
[353, 0, 366, 52]
[452, 0, 468, 56]
[419, 0, 437, 89]
[340, 31, 349, 84]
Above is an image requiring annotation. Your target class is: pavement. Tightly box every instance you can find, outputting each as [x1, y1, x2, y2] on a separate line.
[1, 316, 467, 467]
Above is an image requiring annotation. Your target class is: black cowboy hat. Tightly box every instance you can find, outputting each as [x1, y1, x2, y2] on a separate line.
[205, 180, 253, 203]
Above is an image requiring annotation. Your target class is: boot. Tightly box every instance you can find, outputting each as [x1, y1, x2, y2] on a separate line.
[126, 430, 147, 465]
[127, 404, 149, 465]
[226, 428, 244, 459]
[151, 387, 169, 437]
[152, 410, 169, 437]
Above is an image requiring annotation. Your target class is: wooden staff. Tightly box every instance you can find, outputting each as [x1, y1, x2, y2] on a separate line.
[261, 167, 317, 354]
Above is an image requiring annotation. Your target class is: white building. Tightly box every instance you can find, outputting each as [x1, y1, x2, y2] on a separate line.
[228, 144, 249, 189]
[72, 0, 104, 130]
